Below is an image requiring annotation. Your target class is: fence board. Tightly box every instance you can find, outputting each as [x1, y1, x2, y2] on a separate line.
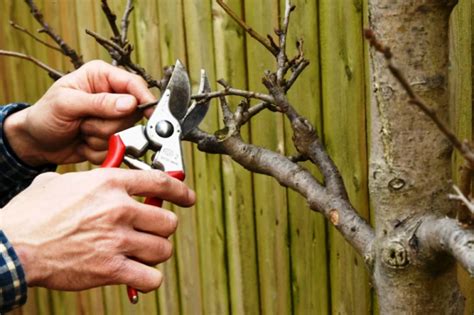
[319, 1, 372, 314]
[182, 1, 231, 314]
[279, 1, 331, 314]
[243, 1, 293, 314]
[449, 1, 474, 314]
[212, 1, 260, 314]
[156, 1, 203, 315]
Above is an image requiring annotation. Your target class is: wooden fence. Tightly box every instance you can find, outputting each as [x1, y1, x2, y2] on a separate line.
[0, 0, 472, 314]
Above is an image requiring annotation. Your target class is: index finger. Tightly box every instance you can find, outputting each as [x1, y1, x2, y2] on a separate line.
[79, 60, 156, 105]
[100, 168, 195, 207]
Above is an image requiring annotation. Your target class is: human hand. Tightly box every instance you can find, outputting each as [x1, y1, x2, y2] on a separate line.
[4, 60, 156, 166]
[0, 168, 195, 292]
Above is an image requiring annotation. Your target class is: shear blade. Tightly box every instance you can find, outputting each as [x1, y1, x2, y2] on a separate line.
[181, 69, 211, 137]
[166, 60, 191, 120]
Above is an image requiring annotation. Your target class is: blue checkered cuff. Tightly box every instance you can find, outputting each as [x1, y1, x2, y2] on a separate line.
[0, 103, 56, 207]
[0, 230, 27, 313]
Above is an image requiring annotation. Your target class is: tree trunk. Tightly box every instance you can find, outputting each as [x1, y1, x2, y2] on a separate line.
[368, 0, 464, 313]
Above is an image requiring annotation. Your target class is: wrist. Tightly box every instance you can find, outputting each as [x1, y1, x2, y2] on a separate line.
[0, 214, 47, 287]
[3, 109, 49, 167]
[11, 243, 45, 287]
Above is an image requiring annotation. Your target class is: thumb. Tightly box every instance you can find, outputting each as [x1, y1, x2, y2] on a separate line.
[60, 89, 138, 119]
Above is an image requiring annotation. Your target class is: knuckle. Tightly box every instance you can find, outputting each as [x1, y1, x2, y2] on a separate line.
[114, 232, 130, 250]
[106, 257, 127, 283]
[154, 171, 171, 187]
[107, 200, 133, 224]
[86, 59, 108, 69]
[126, 73, 147, 88]
[32, 172, 59, 184]
[91, 93, 109, 111]
[95, 169, 121, 187]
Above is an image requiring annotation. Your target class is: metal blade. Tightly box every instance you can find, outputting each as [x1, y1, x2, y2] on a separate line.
[181, 69, 211, 137]
[166, 60, 191, 120]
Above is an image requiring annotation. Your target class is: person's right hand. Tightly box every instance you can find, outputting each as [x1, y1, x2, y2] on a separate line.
[0, 168, 195, 292]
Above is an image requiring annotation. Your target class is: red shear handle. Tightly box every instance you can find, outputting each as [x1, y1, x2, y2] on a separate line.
[144, 171, 185, 206]
[101, 135, 126, 168]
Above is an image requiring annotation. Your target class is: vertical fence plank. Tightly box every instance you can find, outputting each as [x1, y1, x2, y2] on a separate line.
[449, 1, 474, 314]
[243, 1, 293, 314]
[156, 1, 191, 314]
[88, 2, 124, 313]
[279, 0, 330, 314]
[319, 1, 372, 314]
[0, 0, 11, 103]
[128, 2, 163, 314]
[182, 0, 230, 314]
[212, 1, 261, 314]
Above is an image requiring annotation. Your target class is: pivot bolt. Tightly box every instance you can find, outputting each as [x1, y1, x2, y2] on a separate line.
[156, 120, 174, 138]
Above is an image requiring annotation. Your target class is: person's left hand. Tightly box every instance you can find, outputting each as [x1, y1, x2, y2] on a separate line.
[4, 60, 156, 166]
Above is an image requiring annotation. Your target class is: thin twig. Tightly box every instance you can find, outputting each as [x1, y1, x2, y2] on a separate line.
[121, 0, 134, 45]
[449, 185, 474, 215]
[100, 0, 121, 41]
[9, 20, 62, 52]
[85, 29, 127, 55]
[0, 50, 63, 80]
[85, 29, 161, 89]
[285, 59, 310, 91]
[216, 0, 278, 56]
[276, 0, 295, 83]
[24, 0, 83, 69]
[246, 102, 272, 119]
[192, 88, 275, 104]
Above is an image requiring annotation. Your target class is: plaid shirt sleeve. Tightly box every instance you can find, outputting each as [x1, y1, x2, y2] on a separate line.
[0, 231, 27, 313]
[0, 103, 56, 312]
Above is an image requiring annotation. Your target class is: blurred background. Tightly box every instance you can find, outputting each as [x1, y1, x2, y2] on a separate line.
[0, 0, 473, 314]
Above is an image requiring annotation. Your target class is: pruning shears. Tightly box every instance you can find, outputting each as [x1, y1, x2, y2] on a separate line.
[101, 60, 210, 304]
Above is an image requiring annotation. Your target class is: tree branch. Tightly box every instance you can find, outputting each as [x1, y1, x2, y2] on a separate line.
[418, 216, 474, 276]
[285, 58, 310, 91]
[121, 0, 134, 45]
[449, 185, 474, 216]
[100, 0, 122, 42]
[25, 0, 83, 69]
[184, 128, 374, 258]
[9, 20, 62, 52]
[216, 0, 278, 56]
[276, 0, 295, 84]
[0, 50, 63, 80]
[85, 29, 161, 89]
[191, 88, 275, 104]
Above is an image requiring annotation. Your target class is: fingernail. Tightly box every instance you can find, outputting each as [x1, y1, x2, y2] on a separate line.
[116, 95, 135, 112]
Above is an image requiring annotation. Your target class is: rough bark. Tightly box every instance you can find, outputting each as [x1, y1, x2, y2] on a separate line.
[368, 1, 464, 313]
